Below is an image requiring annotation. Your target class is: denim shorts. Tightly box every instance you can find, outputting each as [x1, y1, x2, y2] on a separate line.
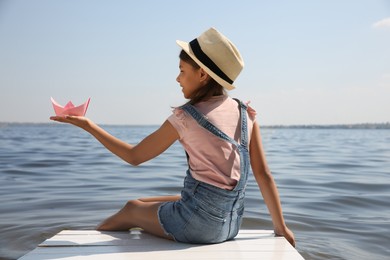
[158, 171, 245, 244]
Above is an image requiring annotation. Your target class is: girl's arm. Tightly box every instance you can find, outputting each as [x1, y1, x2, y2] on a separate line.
[50, 116, 179, 166]
[249, 121, 296, 247]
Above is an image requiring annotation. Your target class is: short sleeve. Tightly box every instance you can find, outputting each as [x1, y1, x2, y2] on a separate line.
[167, 108, 188, 140]
[245, 101, 257, 122]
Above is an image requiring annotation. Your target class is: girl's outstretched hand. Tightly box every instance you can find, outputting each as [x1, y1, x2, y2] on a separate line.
[275, 226, 296, 247]
[50, 115, 91, 130]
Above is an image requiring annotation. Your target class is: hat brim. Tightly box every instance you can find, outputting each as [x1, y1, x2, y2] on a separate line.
[176, 40, 235, 90]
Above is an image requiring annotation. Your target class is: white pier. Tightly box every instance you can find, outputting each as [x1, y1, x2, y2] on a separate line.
[19, 229, 304, 259]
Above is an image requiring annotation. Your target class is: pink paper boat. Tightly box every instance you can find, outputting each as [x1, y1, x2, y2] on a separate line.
[51, 97, 90, 116]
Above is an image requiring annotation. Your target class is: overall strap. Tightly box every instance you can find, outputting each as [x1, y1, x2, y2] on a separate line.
[233, 98, 248, 150]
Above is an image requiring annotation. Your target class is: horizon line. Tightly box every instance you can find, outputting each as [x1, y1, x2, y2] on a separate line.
[1, 121, 389, 128]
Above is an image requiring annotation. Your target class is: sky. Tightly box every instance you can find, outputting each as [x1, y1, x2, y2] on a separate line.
[0, 0, 389, 125]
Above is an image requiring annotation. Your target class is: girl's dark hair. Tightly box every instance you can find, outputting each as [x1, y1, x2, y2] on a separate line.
[179, 50, 226, 105]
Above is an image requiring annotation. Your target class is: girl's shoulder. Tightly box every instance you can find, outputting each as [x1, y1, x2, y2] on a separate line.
[171, 96, 257, 124]
[226, 97, 258, 122]
[244, 101, 257, 121]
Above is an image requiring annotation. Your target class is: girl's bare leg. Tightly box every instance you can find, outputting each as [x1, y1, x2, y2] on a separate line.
[139, 195, 181, 203]
[97, 195, 180, 239]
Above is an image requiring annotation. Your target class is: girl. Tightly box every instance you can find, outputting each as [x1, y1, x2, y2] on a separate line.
[50, 27, 295, 247]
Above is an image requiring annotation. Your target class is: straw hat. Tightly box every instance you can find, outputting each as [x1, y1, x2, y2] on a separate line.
[176, 27, 244, 90]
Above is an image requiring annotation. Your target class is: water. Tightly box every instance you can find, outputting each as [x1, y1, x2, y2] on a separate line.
[0, 123, 389, 260]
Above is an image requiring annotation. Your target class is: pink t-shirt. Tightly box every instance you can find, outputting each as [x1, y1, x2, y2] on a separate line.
[168, 95, 257, 190]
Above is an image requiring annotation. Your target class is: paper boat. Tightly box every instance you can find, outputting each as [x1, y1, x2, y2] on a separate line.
[51, 97, 90, 116]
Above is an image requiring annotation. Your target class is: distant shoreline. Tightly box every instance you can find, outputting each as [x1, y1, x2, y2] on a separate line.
[1, 122, 389, 129]
[261, 122, 390, 129]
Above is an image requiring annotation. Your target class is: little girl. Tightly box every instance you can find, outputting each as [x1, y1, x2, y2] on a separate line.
[50, 27, 295, 246]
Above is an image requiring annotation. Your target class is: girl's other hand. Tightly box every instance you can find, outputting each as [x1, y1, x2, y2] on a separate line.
[50, 115, 91, 130]
[275, 226, 296, 247]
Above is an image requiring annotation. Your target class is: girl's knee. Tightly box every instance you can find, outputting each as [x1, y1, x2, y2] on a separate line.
[124, 199, 143, 211]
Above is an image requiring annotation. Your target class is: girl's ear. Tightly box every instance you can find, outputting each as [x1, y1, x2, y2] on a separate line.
[199, 68, 210, 84]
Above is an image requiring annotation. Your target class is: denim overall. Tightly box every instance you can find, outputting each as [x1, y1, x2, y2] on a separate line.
[158, 99, 250, 244]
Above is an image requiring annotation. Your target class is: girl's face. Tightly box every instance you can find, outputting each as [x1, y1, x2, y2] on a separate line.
[176, 60, 207, 99]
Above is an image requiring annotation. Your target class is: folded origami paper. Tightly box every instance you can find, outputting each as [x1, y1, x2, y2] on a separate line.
[51, 97, 90, 116]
